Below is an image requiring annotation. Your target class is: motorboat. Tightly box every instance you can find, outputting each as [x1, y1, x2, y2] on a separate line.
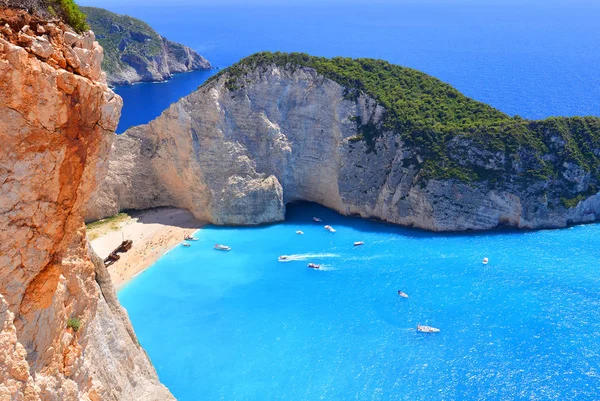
[482, 257, 489, 265]
[324, 225, 336, 233]
[214, 244, 231, 251]
[397, 290, 409, 298]
[307, 263, 321, 269]
[296, 230, 304, 235]
[313, 217, 322, 222]
[184, 235, 198, 241]
[182, 242, 191, 247]
[278, 255, 290, 261]
[354, 241, 364, 247]
[417, 324, 440, 333]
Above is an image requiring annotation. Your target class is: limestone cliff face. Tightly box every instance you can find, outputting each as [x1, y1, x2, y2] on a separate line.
[0, 9, 173, 400]
[88, 62, 600, 231]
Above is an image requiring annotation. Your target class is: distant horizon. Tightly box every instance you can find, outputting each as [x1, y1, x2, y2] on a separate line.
[78, 0, 598, 7]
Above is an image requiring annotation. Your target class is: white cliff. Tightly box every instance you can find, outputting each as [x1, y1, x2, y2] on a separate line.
[88, 56, 600, 231]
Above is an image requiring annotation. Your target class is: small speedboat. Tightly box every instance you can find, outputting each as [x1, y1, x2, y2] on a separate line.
[214, 244, 231, 251]
[397, 290, 408, 298]
[354, 241, 364, 247]
[182, 242, 191, 247]
[313, 217, 322, 222]
[184, 235, 198, 241]
[482, 257, 489, 265]
[417, 324, 440, 333]
[324, 225, 336, 233]
[296, 230, 304, 235]
[307, 263, 321, 269]
[278, 255, 290, 261]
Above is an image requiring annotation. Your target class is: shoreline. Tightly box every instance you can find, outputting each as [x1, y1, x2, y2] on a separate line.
[88, 207, 206, 289]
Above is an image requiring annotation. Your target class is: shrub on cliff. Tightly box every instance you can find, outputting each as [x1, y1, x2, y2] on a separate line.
[51, 0, 88, 32]
[67, 317, 82, 332]
[3, 0, 89, 32]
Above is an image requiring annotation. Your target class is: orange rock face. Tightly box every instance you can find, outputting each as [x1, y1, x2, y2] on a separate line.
[0, 8, 173, 401]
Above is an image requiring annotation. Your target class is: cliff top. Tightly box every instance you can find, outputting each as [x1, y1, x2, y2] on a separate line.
[211, 52, 600, 186]
[2, 0, 88, 32]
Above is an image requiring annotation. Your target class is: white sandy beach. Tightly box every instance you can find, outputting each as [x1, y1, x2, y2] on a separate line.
[88, 208, 205, 289]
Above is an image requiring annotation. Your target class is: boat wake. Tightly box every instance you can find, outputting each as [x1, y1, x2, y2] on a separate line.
[278, 253, 340, 262]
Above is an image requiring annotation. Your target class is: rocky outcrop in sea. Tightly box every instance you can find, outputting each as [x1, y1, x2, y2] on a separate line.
[82, 6, 211, 86]
[0, 7, 173, 400]
[87, 53, 600, 231]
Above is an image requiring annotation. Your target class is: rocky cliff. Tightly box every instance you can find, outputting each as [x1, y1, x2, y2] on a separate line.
[0, 8, 173, 400]
[82, 6, 211, 86]
[88, 52, 600, 231]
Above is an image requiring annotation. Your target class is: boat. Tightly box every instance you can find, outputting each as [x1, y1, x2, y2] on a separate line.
[296, 230, 304, 235]
[324, 225, 336, 233]
[214, 244, 231, 251]
[307, 263, 321, 269]
[184, 235, 198, 241]
[397, 290, 408, 298]
[313, 217, 322, 222]
[417, 324, 440, 333]
[278, 255, 290, 261]
[354, 241, 364, 247]
[182, 242, 191, 248]
[482, 257, 489, 265]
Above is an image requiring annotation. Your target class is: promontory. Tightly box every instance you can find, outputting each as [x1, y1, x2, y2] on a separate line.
[88, 52, 600, 231]
[82, 6, 211, 86]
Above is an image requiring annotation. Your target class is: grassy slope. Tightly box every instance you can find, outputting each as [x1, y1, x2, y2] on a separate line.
[80, 6, 163, 75]
[211, 52, 600, 191]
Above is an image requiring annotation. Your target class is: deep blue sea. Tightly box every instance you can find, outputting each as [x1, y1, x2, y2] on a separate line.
[119, 203, 600, 400]
[77, 0, 600, 132]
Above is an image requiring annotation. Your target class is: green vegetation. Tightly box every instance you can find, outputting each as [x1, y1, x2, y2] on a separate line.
[86, 212, 130, 240]
[67, 317, 82, 332]
[80, 7, 163, 75]
[209, 52, 600, 193]
[9, 0, 89, 32]
[53, 0, 88, 32]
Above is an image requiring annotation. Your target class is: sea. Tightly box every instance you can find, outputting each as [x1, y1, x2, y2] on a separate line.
[77, 1, 600, 399]
[77, 0, 600, 133]
[119, 203, 600, 400]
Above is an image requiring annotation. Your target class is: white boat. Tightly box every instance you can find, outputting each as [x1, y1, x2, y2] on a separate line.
[278, 255, 290, 261]
[397, 290, 408, 298]
[296, 230, 304, 235]
[482, 257, 489, 265]
[417, 324, 440, 333]
[184, 235, 198, 241]
[307, 263, 321, 269]
[214, 244, 231, 251]
[354, 241, 364, 247]
[313, 217, 322, 222]
[182, 242, 191, 247]
[324, 225, 336, 233]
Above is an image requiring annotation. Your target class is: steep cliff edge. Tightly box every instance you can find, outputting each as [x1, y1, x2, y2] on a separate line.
[0, 8, 173, 400]
[88, 52, 600, 231]
[81, 6, 211, 86]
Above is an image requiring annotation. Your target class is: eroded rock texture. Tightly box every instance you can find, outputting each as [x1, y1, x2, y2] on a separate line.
[0, 9, 173, 400]
[89, 61, 600, 231]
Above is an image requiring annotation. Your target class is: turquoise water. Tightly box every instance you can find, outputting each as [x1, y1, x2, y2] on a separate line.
[86, 0, 600, 132]
[119, 203, 600, 400]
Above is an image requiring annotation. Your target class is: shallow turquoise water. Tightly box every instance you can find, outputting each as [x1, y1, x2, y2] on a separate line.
[119, 203, 600, 400]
